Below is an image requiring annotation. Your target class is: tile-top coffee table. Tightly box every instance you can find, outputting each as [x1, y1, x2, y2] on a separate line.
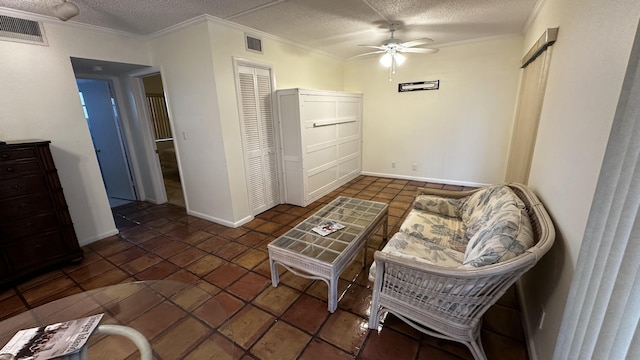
[268, 197, 388, 312]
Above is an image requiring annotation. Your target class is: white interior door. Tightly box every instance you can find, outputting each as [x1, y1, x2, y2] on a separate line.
[237, 65, 279, 214]
[77, 78, 137, 207]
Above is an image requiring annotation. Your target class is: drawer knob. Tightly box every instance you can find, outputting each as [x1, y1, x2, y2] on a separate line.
[12, 184, 22, 190]
[19, 203, 28, 209]
[6, 167, 14, 172]
[0, 153, 8, 159]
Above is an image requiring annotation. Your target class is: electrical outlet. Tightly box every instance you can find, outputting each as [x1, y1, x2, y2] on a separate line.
[391, 161, 396, 168]
[538, 305, 546, 330]
[412, 163, 418, 171]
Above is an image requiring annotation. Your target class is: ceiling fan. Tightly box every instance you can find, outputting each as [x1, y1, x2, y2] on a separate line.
[350, 24, 439, 80]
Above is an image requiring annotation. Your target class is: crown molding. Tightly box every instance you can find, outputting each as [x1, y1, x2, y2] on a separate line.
[523, 0, 548, 33]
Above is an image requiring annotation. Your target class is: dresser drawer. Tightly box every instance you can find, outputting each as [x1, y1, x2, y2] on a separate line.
[0, 148, 37, 162]
[0, 212, 59, 239]
[0, 160, 41, 179]
[0, 175, 48, 199]
[0, 193, 53, 218]
[5, 232, 69, 273]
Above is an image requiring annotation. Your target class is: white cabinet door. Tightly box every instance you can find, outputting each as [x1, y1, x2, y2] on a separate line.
[238, 66, 279, 215]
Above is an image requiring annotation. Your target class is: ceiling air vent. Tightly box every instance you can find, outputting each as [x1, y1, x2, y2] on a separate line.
[245, 34, 262, 54]
[0, 15, 48, 46]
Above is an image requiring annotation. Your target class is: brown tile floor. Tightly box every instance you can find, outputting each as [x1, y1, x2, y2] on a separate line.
[0, 176, 529, 360]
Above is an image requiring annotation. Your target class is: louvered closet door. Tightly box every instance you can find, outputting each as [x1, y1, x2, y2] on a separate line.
[238, 65, 279, 215]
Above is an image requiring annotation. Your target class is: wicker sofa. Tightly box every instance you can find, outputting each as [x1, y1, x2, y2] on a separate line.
[368, 183, 555, 360]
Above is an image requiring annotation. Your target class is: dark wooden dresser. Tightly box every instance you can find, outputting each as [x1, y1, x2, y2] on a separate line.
[0, 140, 83, 287]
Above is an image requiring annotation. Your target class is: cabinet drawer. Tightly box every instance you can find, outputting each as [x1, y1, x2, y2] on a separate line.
[0, 193, 53, 218]
[0, 212, 59, 239]
[0, 161, 41, 179]
[5, 232, 68, 273]
[0, 175, 47, 199]
[0, 148, 37, 162]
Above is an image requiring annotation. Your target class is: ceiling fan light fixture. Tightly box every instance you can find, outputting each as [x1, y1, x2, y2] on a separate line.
[54, 1, 79, 21]
[379, 53, 392, 67]
[395, 53, 406, 66]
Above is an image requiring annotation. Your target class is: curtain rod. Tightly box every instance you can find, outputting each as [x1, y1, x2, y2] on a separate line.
[521, 27, 559, 68]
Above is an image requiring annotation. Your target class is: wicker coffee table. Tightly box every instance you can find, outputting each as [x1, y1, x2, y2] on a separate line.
[268, 197, 388, 312]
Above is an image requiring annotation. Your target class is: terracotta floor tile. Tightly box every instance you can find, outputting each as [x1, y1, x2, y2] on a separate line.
[88, 333, 138, 360]
[21, 275, 76, 306]
[255, 221, 284, 235]
[128, 301, 187, 340]
[192, 296, 232, 328]
[202, 222, 230, 235]
[195, 235, 231, 253]
[215, 242, 250, 260]
[318, 310, 369, 355]
[186, 254, 226, 277]
[213, 291, 246, 319]
[299, 338, 355, 360]
[16, 269, 67, 292]
[204, 263, 248, 288]
[183, 333, 236, 360]
[67, 259, 116, 283]
[168, 247, 207, 267]
[0, 295, 27, 321]
[282, 294, 330, 334]
[152, 316, 212, 359]
[120, 253, 163, 275]
[163, 269, 200, 284]
[236, 231, 268, 247]
[250, 321, 311, 360]
[134, 260, 180, 280]
[417, 344, 469, 360]
[482, 329, 529, 360]
[227, 272, 271, 301]
[138, 234, 176, 252]
[232, 249, 268, 270]
[220, 305, 275, 350]
[360, 327, 419, 360]
[105, 286, 163, 324]
[243, 217, 267, 230]
[181, 230, 214, 245]
[153, 240, 190, 259]
[219, 227, 249, 239]
[106, 246, 148, 266]
[253, 285, 300, 316]
[484, 304, 525, 341]
[252, 259, 273, 278]
[170, 285, 213, 312]
[29, 285, 84, 309]
[278, 270, 313, 292]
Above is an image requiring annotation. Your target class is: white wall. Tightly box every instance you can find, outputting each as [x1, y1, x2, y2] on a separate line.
[344, 36, 523, 186]
[147, 18, 344, 225]
[0, 20, 150, 245]
[518, 1, 640, 359]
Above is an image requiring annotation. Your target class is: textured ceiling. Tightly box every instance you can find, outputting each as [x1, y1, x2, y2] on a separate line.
[0, 0, 537, 59]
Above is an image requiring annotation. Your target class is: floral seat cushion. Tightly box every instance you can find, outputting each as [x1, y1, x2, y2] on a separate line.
[369, 232, 464, 281]
[399, 203, 468, 253]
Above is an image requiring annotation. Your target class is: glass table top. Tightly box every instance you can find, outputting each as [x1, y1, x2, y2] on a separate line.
[0, 281, 234, 359]
[269, 197, 387, 263]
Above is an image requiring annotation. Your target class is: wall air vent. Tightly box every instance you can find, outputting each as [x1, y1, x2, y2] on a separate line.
[0, 15, 48, 46]
[245, 34, 263, 54]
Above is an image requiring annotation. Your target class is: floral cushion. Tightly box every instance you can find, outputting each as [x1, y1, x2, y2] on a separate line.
[369, 232, 465, 281]
[399, 209, 468, 253]
[461, 186, 534, 267]
[412, 194, 463, 218]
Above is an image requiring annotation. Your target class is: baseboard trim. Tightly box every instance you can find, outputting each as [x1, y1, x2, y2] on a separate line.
[78, 228, 119, 246]
[359, 171, 490, 188]
[187, 209, 253, 228]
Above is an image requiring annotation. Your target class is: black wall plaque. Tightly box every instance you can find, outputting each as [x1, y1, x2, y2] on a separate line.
[398, 80, 440, 92]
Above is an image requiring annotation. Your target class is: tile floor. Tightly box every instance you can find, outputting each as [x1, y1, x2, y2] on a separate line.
[0, 176, 530, 360]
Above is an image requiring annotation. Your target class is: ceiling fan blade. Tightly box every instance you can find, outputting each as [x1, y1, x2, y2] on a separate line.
[357, 45, 386, 50]
[346, 50, 386, 60]
[400, 38, 434, 48]
[400, 48, 439, 54]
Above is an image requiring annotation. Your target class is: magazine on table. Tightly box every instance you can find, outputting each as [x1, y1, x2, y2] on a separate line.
[312, 220, 345, 236]
[0, 313, 104, 360]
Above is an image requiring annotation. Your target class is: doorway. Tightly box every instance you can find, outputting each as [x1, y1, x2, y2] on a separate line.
[141, 74, 185, 208]
[76, 78, 137, 208]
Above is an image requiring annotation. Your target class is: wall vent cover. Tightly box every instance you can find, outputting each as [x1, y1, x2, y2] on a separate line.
[0, 15, 48, 46]
[245, 34, 262, 54]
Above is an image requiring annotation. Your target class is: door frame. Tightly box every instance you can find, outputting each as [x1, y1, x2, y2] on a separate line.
[232, 57, 284, 215]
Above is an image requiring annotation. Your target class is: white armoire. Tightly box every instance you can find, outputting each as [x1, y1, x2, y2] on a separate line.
[276, 88, 363, 207]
